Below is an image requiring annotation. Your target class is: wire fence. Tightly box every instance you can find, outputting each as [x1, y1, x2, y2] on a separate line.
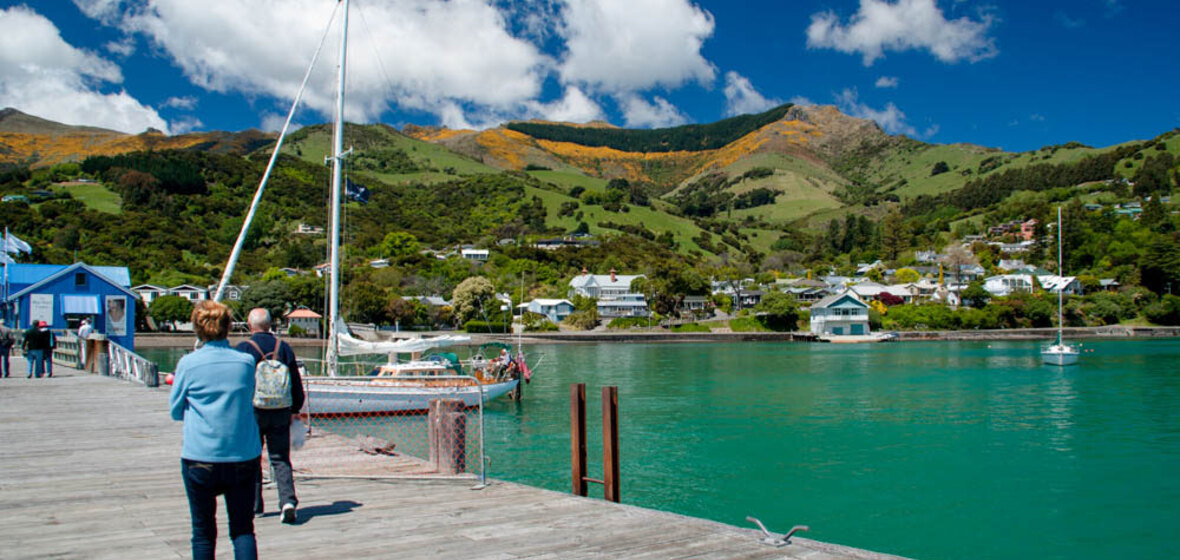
[292, 361, 490, 483]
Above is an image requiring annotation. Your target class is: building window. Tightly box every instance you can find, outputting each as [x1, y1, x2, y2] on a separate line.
[75, 273, 87, 287]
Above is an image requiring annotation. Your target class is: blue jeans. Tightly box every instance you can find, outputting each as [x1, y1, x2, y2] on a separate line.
[182, 458, 259, 560]
[26, 349, 43, 377]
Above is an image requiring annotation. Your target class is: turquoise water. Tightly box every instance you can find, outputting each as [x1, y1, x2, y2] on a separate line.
[143, 339, 1180, 559]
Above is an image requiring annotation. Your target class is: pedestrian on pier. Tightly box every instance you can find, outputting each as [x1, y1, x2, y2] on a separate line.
[21, 320, 49, 378]
[169, 300, 261, 560]
[41, 322, 55, 378]
[237, 308, 304, 525]
[0, 320, 13, 378]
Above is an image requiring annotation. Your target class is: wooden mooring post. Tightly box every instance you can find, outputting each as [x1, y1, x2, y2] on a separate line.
[570, 383, 620, 502]
[429, 398, 466, 475]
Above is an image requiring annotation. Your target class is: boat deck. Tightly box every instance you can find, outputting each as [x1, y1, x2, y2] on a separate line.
[0, 356, 908, 559]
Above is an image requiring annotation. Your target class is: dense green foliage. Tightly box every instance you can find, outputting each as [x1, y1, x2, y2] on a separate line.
[506, 104, 792, 153]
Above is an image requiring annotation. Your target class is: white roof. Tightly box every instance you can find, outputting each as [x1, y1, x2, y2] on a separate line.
[570, 274, 643, 290]
[531, 298, 572, 306]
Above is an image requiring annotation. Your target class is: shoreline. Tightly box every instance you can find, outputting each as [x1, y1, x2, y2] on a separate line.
[132, 325, 1180, 348]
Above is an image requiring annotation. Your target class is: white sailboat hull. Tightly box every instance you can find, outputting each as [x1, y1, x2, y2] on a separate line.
[1041, 345, 1080, 366]
[306, 378, 519, 415]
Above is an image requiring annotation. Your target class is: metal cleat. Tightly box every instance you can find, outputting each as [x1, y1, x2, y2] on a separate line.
[746, 516, 809, 547]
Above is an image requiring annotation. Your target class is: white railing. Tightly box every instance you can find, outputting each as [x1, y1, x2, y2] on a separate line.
[52, 331, 84, 369]
[107, 340, 160, 387]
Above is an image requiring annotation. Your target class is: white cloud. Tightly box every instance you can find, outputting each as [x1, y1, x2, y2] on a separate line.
[558, 0, 716, 92]
[169, 116, 203, 134]
[1054, 12, 1085, 29]
[105, 36, 135, 57]
[875, 76, 899, 88]
[806, 0, 997, 65]
[529, 86, 604, 123]
[790, 95, 816, 106]
[112, 0, 549, 127]
[71, 0, 125, 25]
[1029, 113, 1046, 122]
[0, 6, 168, 134]
[161, 95, 197, 110]
[835, 88, 916, 136]
[618, 94, 688, 128]
[723, 72, 780, 117]
[922, 123, 940, 138]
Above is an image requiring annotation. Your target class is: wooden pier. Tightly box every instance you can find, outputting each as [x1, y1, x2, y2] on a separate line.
[0, 357, 908, 559]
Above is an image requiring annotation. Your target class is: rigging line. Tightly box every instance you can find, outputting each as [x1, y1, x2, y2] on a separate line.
[214, 0, 341, 302]
[354, 0, 402, 114]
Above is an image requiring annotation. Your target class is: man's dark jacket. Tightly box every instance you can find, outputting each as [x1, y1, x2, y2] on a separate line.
[236, 332, 306, 414]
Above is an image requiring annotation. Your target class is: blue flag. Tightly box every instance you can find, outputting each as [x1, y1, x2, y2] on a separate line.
[345, 178, 370, 204]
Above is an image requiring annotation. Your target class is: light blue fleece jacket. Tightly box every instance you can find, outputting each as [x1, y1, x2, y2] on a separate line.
[169, 340, 261, 462]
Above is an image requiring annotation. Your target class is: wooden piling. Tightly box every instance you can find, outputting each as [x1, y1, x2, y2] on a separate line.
[429, 398, 465, 473]
[571, 383, 587, 497]
[603, 385, 620, 503]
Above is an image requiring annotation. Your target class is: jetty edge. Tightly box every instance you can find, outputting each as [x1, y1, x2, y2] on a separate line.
[0, 357, 912, 560]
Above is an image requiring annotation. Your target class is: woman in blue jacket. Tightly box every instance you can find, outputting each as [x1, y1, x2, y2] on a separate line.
[169, 301, 261, 560]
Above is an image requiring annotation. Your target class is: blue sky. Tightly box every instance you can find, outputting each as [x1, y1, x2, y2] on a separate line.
[1, 0, 1177, 152]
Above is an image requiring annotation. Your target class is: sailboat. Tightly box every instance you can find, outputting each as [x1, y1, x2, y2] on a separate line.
[212, 0, 521, 414]
[1041, 206, 1080, 366]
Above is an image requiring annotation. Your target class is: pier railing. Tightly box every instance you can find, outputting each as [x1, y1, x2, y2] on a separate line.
[293, 362, 487, 484]
[106, 340, 160, 387]
[51, 331, 84, 369]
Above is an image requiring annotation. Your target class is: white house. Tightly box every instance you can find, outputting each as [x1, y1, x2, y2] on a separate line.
[809, 290, 871, 336]
[206, 284, 245, 301]
[597, 295, 651, 318]
[169, 284, 209, 302]
[569, 269, 645, 300]
[526, 299, 575, 323]
[983, 274, 1082, 297]
[284, 308, 322, 337]
[461, 249, 489, 262]
[131, 284, 169, 305]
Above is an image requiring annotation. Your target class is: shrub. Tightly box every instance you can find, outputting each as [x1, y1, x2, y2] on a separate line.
[607, 317, 653, 329]
[728, 317, 769, 332]
[1144, 295, 1180, 325]
[931, 161, 950, 176]
[524, 321, 558, 332]
[562, 311, 598, 331]
[287, 324, 307, 337]
[464, 320, 510, 333]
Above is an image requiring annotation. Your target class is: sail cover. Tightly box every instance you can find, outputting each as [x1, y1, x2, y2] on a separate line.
[335, 331, 471, 356]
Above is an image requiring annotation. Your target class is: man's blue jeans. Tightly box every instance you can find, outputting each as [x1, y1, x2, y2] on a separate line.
[182, 458, 259, 560]
[25, 349, 43, 377]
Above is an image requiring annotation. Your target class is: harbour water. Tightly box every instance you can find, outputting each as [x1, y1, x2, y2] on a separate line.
[142, 338, 1180, 559]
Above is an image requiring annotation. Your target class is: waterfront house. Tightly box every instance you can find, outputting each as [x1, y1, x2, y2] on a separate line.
[680, 295, 711, 316]
[569, 269, 644, 300]
[525, 299, 575, 323]
[206, 284, 246, 301]
[809, 290, 871, 336]
[4, 262, 137, 350]
[169, 284, 208, 302]
[131, 284, 169, 305]
[983, 274, 1081, 297]
[284, 307, 322, 337]
[597, 294, 651, 318]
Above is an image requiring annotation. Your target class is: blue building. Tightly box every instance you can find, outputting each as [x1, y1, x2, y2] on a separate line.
[3, 262, 137, 350]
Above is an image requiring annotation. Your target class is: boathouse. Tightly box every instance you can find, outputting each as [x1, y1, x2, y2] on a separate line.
[3, 262, 137, 349]
[525, 299, 575, 323]
[809, 290, 870, 336]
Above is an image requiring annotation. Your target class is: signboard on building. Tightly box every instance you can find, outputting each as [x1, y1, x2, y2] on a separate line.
[106, 296, 127, 336]
[30, 294, 53, 326]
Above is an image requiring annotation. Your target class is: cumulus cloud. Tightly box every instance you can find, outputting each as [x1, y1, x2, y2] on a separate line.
[71, 0, 125, 25]
[835, 88, 916, 136]
[105, 36, 135, 57]
[558, 0, 716, 92]
[806, 0, 997, 65]
[875, 76, 899, 88]
[723, 72, 780, 116]
[618, 94, 688, 128]
[529, 86, 605, 123]
[0, 6, 168, 134]
[169, 116, 203, 134]
[790, 95, 816, 106]
[110, 0, 549, 126]
[161, 95, 197, 110]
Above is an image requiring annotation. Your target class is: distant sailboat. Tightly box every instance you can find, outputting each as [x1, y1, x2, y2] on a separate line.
[1042, 206, 1080, 366]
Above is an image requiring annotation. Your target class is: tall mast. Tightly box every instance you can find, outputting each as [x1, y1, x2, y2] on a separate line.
[1062, 206, 1071, 346]
[326, 0, 350, 376]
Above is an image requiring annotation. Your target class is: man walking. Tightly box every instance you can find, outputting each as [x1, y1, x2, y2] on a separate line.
[21, 321, 48, 378]
[41, 322, 56, 378]
[77, 319, 93, 366]
[236, 308, 304, 524]
[0, 320, 14, 378]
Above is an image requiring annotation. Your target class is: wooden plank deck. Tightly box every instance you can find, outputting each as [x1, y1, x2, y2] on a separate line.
[0, 357, 909, 560]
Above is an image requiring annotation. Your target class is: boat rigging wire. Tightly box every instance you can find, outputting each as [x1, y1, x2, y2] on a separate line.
[214, 1, 341, 302]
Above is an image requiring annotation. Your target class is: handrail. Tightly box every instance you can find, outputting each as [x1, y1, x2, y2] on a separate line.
[107, 340, 160, 387]
[52, 331, 83, 369]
